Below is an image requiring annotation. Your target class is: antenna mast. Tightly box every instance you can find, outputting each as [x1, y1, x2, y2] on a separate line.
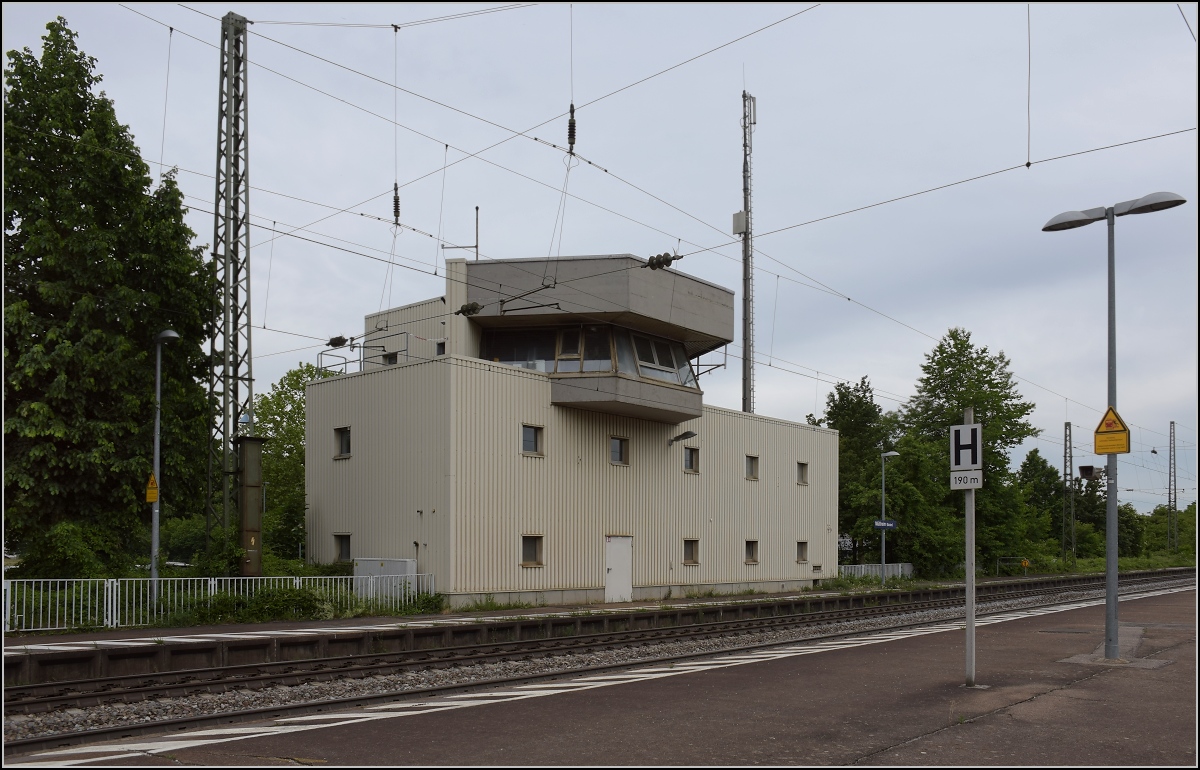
[739, 90, 756, 413]
[208, 12, 253, 563]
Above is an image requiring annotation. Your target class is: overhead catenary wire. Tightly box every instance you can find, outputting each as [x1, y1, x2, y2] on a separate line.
[1179, 4, 1198, 43]
[157, 26, 174, 184]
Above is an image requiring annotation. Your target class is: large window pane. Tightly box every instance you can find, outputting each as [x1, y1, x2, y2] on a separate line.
[582, 326, 612, 372]
[652, 340, 675, 368]
[559, 328, 580, 356]
[633, 336, 655, 364]
[672, 342, 697, 387]
[480, 329, 556, 372]
[614, 329, 637, 375]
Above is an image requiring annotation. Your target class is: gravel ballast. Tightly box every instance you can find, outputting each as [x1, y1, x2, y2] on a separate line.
[5, 578, 1193, 742]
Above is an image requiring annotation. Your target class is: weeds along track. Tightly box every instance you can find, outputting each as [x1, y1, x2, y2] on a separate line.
[4, 570, 1194, 754]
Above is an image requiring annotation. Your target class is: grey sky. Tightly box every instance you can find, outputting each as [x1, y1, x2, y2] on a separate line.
[4, 3, 1197, 512]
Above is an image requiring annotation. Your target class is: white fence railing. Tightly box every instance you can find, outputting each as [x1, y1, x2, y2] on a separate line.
[3, 574, 436, 633]
[838, 563, 914, 579]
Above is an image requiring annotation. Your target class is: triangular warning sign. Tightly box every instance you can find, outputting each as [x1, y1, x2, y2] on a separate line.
[1095, 407, 1128, 434]
[147, 473, 159, 490]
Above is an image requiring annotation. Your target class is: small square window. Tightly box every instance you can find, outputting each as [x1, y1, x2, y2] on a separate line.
[745, 540, 759, 564]
[610, 436, 629, 465]
[335, 427, 351, 457]
[436, 341, 446, 356]
[797, 541, 809, 563]
[683, 539, 700, 565]
[812, 564, 822, 573]
[797, 462, 809, 485]
[684, 446, 700, 473]
[382, 352, 398, 365]
[745, 455, 759, 480]
[522, 425, 544, 455]
[335, 534, 351, 562]
[521, 535, 543, 566]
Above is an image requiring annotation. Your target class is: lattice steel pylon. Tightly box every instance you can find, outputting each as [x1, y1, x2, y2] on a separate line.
[1062, 421, 1075, 560]
[1168, 421, 1177, 552]
[207, 12, 254, 552]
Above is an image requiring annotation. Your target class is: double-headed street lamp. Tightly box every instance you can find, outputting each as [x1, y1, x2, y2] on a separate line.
[151, 329, 179, 604]
[1042, 191, 1186, 661]
[881, 450, 900, 587]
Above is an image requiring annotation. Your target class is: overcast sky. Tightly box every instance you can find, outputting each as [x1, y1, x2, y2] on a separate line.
[5, 3, 1197, 513]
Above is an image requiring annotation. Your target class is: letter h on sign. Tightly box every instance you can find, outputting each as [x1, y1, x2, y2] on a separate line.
[950, 424, 983, 471]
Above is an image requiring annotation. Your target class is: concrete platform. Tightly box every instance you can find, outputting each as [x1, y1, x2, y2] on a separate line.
[5, 586, 1193, 766]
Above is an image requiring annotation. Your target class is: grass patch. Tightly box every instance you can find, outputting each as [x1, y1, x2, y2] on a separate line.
[153, 586, 447, 626]
[457, 594, 539, 612]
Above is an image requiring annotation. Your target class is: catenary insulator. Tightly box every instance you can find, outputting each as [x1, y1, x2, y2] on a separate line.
[393, 183, 400, 224]
[567, 103, 576, 154]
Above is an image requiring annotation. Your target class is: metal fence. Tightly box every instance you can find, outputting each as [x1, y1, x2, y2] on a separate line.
[3, 574, 436, 633]
[838, 563, 914, 579]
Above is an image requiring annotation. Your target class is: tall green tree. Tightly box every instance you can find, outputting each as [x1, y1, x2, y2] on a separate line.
[1017, 448, 1062, 556]
[901, 328, 1039, 569]
[809, 377, 886, 563]
[4, 19, 214, 577]
[253, 363, 332, 560]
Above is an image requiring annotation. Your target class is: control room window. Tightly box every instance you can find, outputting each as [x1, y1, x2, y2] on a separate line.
[610, 436, 630, 465]
[480, 328, 557, 372]
[797, 541, 809, 563]
[382, 352, 398, 365]
[745, 455, 759, 480]
[745, 540, 759, 564]
[684, 446, 700, 473]
[521, 535, 544, 567]
[522, 424, 544, 456]
[335, 534, 351, 562]
[335, 427, 351, 458]
[797, 462, 809, 485]
[435, 341, 446, 356]
[683, 539, 700, 565]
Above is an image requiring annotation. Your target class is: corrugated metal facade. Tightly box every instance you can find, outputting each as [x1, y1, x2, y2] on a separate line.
[307, 353, 838, 599]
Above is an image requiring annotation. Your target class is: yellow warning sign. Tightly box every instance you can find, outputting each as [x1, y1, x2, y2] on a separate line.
[146, 473, 159, 504]
[1094, 406, 1130, 455]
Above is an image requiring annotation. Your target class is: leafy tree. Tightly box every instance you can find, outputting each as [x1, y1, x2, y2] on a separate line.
[901, 328, 1039, 568]
[809, 377, 886, 563]
[4, 19, 214, 577]
[254, 363, 333, 560]
[1143, 502, 1196, 556]
[1116, 502, 1144, 558]
[1017, 448, 1062, 556]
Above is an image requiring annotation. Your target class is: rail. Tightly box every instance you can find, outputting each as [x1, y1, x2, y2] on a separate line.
[2, 574, 436, 633]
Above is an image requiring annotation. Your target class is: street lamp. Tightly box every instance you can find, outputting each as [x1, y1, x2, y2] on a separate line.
[151, 329, 179, 604]
[1042, 190, 1186, 661]
[881, 450, 900, 588]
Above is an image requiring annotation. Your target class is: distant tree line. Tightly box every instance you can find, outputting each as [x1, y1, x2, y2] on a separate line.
[811, 327, 1194, 577]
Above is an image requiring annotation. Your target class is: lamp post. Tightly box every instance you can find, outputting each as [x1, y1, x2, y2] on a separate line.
[1042, 191, 1186, 661]
[151, 329, 179, 604]
[881, 450, 900, 587]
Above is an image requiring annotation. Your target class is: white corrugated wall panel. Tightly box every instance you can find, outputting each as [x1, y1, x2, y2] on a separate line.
[446, 357, 838, 594]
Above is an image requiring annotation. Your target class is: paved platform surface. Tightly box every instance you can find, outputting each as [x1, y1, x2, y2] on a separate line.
[5, 587, 1194, 766]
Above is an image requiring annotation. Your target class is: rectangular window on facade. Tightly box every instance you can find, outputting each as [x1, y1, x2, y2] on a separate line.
[683, 539, 699, 565]
[382, 352, 398, 365]
[797, 541, 809, 563]
[745, 455, 759, 480]
[335, 427, 351, 457]
[435, 341, 446, 356]
[745, 540, 759, 564]
[797, 462, 809, 485]
[684, 446, 700, 473]
[335, 534, 351, 562]
[610, 436, 629, 465]
[521, 424, 544, 455]
[521, 535, 544, 566]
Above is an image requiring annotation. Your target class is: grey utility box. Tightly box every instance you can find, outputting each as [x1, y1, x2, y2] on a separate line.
[353, 558, 417, 578]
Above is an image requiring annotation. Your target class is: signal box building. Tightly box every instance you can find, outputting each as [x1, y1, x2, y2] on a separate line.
[305, 255, 838, 606]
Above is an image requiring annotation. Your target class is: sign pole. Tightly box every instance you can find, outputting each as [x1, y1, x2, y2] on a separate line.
[964, 406, 976, 687]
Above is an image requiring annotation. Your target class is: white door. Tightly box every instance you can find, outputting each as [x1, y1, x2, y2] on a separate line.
[604, 535, 633, 602]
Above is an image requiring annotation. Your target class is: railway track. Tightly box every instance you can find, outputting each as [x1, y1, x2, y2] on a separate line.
[5, 570, 1193, 755]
